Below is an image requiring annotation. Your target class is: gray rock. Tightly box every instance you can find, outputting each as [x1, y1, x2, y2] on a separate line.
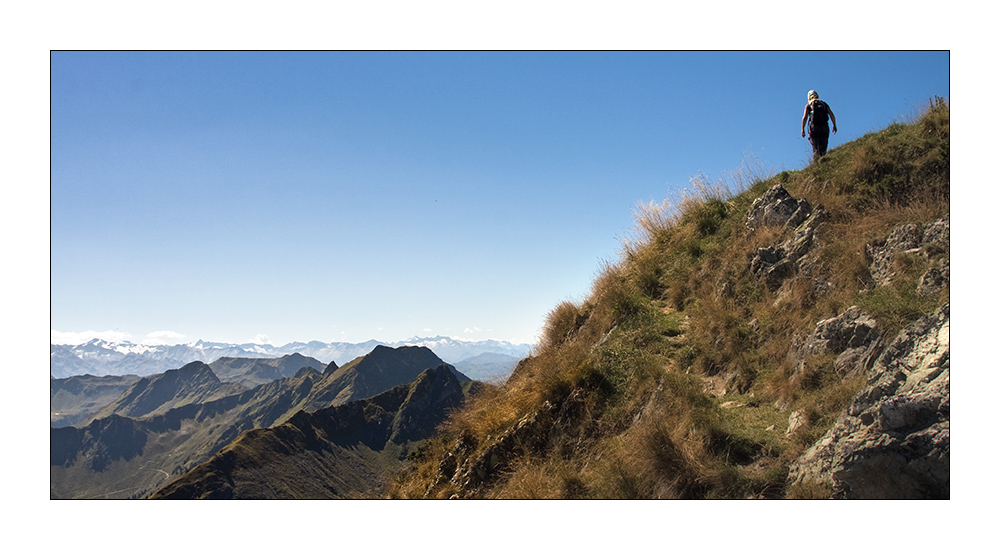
[792, 306, 884, 378]
[866, 217, 950, 287]
[750, 205, 827, 291]
[918, 258, 949, 296]
[802, 306, 879, 355]
[746, 184, 813, 231]
[786, 409, 807, 436]
[921, 217, 950, 247]
[449, 400, 556, 493]
[787, 304, 949, 498]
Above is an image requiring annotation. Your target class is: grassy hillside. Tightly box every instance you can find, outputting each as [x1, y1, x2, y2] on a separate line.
[390, 99, 949, 499]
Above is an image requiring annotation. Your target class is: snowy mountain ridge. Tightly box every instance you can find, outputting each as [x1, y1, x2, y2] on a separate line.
[50, 335, 533, 379]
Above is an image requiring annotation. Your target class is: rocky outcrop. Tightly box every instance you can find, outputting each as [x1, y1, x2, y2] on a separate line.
[866, 217, 949, 288]
[447, 401, 557, 495]
[791, 306, 883, 379]
[746, 184, 813, 231]
[787, 304, 949, 498]
[918, 258, 949, 296]
[747, 186, 828, 291]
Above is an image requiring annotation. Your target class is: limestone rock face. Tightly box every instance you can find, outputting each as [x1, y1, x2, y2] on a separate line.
[792, 306, 883, 378]
[918, 258, 950, 296]
[866, 217, 950, 287]
[787, 304, 949, 498]
[749, 201, 828, 291]
[746, 184, 813, 231]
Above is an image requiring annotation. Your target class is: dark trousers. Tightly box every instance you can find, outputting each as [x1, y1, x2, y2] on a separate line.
[809, 124, 830, 161]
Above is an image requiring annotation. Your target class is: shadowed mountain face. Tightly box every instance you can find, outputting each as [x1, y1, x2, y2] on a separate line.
[50, 368, 324, 499]
[51, 415, 148, 473]
[51, 346, 467, 499]
[300, 345, 471, 411]
[150, 365, 469, 499]
[51, 374, 141, 427]
[94, 361, 247, 420]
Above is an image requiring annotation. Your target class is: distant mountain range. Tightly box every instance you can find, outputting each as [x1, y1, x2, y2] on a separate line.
[151, 364, 471, 499]
[51, 345, 479, 499]
[50, 335, 533, 379]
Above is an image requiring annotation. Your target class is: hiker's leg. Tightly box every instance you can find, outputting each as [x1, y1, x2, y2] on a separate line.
[815, 126, 830, 158]
[809, 133, 822, 162]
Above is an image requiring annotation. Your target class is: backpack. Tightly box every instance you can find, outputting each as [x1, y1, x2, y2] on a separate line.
[809, 100, 829, 126]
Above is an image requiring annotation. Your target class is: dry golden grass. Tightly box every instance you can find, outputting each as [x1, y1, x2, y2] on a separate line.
[494, 457, 592, 499]
[388, 101, 949, 500]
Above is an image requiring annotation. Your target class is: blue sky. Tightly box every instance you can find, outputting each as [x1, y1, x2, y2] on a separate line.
[49, 51, 950, 346]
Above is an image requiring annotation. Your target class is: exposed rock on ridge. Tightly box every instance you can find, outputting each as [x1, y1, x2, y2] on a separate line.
[790, 306, 883, 380]
[427, 387, 590, 498]
[747, 185, 829, 291]
[787, 303, 949, 498]
[746, 184, 813, 231]
[866, 216, 950, 288]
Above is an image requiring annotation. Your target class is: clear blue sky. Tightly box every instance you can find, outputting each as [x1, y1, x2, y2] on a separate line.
[50, 51, 949, 346]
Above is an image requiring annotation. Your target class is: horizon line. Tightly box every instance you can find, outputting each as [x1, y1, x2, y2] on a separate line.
[50, 330, 537, 348]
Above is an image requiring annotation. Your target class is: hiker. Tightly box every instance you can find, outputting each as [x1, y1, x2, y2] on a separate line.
[801, 90, 837, 162]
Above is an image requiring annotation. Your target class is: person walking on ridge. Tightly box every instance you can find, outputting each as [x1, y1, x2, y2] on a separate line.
[801, 89, 837, 162]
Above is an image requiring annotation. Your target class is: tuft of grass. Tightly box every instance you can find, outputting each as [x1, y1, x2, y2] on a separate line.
[786, 480, 833, 499]
[856, 281, 942, 338]
[540, 301, 587, 349]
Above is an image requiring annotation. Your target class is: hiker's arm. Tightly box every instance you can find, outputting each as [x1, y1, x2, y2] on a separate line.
[801, 106, 809, 137]
[829, 109, 837, 134]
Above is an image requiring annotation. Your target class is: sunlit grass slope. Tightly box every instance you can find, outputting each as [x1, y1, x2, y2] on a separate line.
[390, 98, 949, 499]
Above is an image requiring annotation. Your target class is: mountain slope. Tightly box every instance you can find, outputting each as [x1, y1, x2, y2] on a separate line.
[150, 364, 470, 499]
[390, 99, 949, 499]
[51, 374, 141, 427]
[51, 367, 324, 499]
[299, 345, 471, 410]
[208, 353, 329, 388]
[93, 361, 247, 419]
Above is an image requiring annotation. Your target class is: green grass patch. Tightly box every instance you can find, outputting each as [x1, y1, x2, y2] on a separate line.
[856, 279, 942, 337]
